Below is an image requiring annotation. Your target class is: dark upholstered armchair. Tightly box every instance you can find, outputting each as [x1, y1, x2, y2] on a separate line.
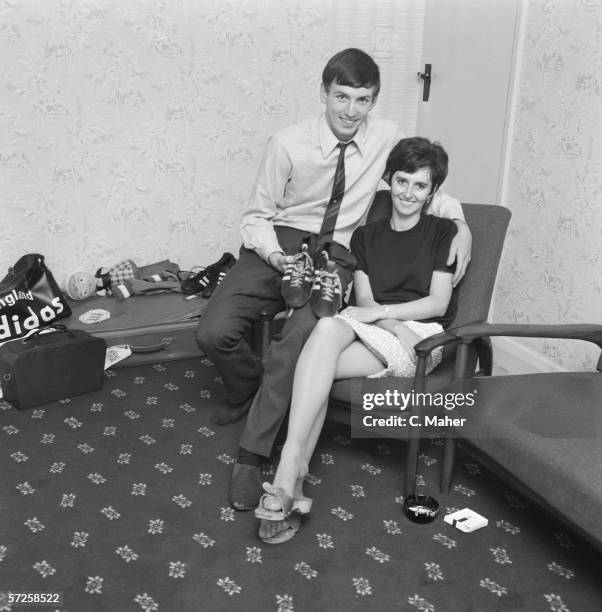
[260, 191, 512, 497]
[441, 323, 602, 550]
[326, 192, 511, 496]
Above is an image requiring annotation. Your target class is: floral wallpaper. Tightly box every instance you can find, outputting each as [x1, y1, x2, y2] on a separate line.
[0, 0, 334, 285]
[3, 0, 597, 371]
[0, 0, 424, 290]
[495, 0, 602, 370]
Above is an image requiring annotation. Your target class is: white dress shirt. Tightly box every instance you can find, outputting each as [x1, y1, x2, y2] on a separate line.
[241, 114, 464, 261]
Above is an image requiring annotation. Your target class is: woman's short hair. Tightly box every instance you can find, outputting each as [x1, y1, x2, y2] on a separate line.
[383, 137, 449, 193]
[322, 48, 381, 98]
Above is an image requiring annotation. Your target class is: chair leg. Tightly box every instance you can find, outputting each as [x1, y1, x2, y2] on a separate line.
[405, 360, 428, 498]
[441, 437, 455, 493]
[404, 436, 420, 498]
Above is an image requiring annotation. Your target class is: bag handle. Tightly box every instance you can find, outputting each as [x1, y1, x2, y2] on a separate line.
[21, 324, 75, 345]
[2, 254, 46, 291]
[129, 338, 173, 354]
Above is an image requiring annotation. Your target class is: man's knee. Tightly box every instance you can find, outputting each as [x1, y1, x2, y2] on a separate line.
[195, 317, 216, 352]
[196, 315, 241, 353]
[277, 304, 317, 345]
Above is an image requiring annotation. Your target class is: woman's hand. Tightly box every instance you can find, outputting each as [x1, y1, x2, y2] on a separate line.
[340, 306, 383, 323]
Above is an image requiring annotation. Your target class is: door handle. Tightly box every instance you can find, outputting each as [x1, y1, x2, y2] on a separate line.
[417, 64, 432, 102]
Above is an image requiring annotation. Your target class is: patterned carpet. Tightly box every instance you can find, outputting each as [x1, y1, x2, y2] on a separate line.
[1, 358, 601, 612]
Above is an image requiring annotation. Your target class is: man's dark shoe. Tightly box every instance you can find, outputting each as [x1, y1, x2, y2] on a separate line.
[229, 463, 262, 511]
[281, 243, 314, 309]
[310, 251, 342, 318]
[180, 252, 236, 295]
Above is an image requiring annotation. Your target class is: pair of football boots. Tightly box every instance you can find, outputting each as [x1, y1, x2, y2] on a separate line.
[281, 245, 342, 318]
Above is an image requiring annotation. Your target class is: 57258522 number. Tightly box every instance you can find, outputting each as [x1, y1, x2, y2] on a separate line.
[0, 592, 63, 607]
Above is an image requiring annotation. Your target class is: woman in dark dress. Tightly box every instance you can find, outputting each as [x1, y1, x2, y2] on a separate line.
[256, 137, 458, 543]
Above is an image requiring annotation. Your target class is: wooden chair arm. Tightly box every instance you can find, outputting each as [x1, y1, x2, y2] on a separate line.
[452, 322, 602, 347]
[413, 329, 458, 359]
[452, 323, 602, 372]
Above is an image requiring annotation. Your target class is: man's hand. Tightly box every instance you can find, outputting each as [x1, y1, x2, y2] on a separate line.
[267, 251, 295, 274]
[340, 306, 383, 324]
[447, 220, 472, 287]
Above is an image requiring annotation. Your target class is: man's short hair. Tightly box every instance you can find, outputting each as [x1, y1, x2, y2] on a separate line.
[322, 48, 381, 98]
[383, 137, 449, 194]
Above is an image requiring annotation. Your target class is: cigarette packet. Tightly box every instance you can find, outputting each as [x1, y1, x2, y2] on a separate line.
[443, 508, 488, 533]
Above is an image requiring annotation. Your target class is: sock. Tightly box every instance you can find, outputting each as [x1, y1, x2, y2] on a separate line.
[237, 446, 261, 468]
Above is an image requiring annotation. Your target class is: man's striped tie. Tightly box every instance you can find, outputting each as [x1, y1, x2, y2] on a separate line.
[318, 142, 350, 245]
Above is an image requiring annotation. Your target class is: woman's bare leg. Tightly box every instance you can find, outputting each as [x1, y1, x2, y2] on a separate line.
[264, 317, 354, 507]
[266, 318, 384, 509]
[291, 341, 385, 497]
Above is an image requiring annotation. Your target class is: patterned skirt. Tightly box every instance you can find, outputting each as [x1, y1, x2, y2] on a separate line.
[335, 315, 444, 378]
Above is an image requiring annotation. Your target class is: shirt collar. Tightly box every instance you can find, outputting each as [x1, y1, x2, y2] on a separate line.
[318, 114, 367, 157]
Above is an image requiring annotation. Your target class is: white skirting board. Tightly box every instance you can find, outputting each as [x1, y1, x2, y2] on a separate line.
[492, 337, 566, 375]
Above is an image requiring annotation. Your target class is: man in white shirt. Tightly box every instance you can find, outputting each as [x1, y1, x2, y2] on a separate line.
[195, 48, 472, 510]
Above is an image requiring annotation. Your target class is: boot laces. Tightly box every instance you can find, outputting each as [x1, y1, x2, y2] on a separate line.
[287, 251, 312, 288]
[318, 268, 340, 302]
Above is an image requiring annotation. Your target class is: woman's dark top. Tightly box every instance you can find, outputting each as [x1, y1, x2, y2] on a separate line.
[350, 214, 458, 327]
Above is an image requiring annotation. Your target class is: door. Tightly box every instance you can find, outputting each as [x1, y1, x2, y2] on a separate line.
[417, 0, 522, 204]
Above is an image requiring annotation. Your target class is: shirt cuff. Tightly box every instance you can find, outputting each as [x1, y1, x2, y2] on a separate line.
[256, 238, 285, 263]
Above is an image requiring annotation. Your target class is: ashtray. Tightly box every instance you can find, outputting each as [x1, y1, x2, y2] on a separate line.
[403, 494, 440, 523]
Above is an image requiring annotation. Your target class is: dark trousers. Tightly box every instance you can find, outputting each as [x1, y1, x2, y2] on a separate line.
[195, 226, 355, 457]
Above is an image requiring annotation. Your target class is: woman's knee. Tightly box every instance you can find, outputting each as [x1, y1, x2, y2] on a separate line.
[313, 316, 339, 334]
[309, 317, 352, 346]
